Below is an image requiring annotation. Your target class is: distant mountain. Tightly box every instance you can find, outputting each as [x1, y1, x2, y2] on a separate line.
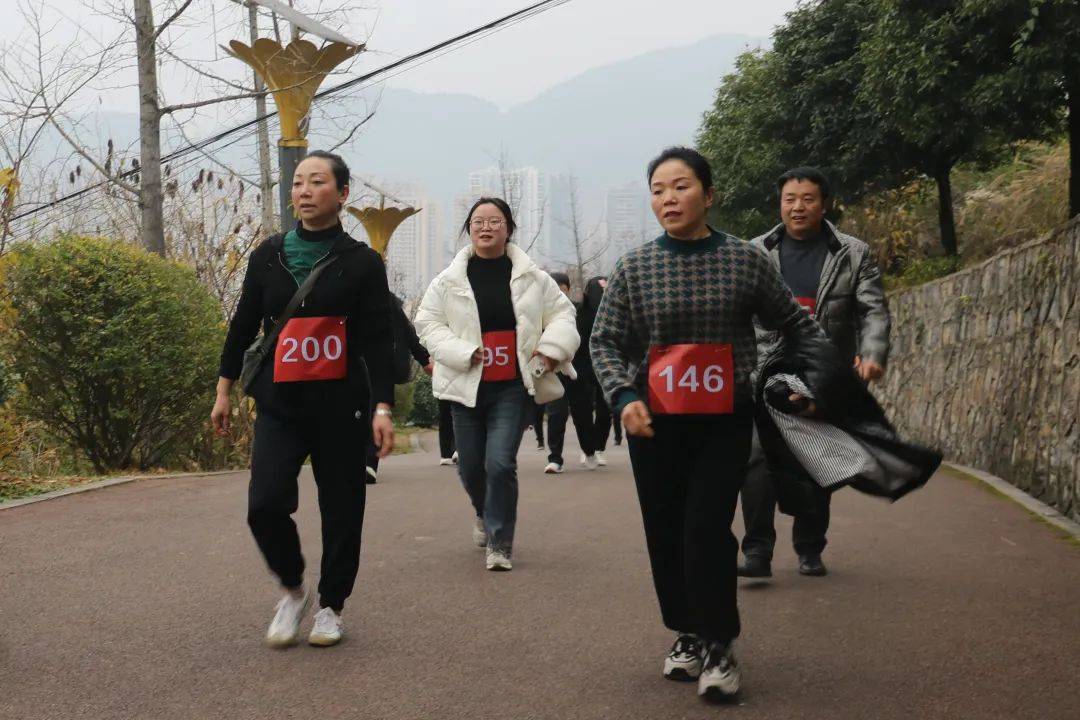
[343, 33, 761, 211]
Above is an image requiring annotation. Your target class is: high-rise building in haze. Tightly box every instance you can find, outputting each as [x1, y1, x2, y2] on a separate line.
[604, 181, 650, 268]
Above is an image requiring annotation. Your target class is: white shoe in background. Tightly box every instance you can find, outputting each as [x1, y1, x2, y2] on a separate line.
[472, 517, 487, 548]
[544, 462, 564, 474]
[595, 451, 608, 466]
[582, 454, 599, 471]
[486, 549, 512, 571]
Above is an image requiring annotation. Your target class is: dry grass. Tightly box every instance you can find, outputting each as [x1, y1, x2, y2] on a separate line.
[841, 141, 1070, 280]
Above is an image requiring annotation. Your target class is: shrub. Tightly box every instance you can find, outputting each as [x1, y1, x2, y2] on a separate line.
[408, 372, 439, 427]
[0, 235, 224, 472]
[394, 379, 415, 426]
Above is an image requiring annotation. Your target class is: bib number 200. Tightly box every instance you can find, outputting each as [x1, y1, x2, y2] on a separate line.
[274, 316, 347, 383]
[648, 343, 734, 415]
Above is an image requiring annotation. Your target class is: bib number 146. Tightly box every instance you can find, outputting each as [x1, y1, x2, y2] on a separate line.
[648, 343, 734, 415]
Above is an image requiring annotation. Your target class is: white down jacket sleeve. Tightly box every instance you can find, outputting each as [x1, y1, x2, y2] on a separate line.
[534, 273, 580, 364]
[414, 277, 477, 373]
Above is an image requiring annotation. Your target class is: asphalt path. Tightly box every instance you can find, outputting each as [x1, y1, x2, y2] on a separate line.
[2, 426, 1078, 720]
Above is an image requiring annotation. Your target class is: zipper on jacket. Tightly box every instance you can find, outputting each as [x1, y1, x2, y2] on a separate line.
[278, 248, 333, 308]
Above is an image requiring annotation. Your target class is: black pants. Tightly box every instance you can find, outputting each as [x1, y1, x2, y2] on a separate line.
[546, 376, 597, 465]
[628, 413, 752, 646]
[587, 379, 619, 451]
[248, 410, 367, 612]
[532, 402, 545, 446]
[740, 428, 831, 560]
[438, 399, 456, 459]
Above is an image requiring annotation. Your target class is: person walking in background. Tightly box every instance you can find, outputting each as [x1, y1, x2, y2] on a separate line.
[738, 167, 890, 579]
[366, 294, 432, 483]
[437, 399, 458, 466]
[541, 271, 599, 474]
[415, 197, 579, 571]
[591, 147, 825, 699]
[211, 150, 395, 648]
[577, 276, 617, 465]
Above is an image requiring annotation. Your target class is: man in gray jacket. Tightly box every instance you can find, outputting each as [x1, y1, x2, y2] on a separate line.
[739, 167, 890, 578]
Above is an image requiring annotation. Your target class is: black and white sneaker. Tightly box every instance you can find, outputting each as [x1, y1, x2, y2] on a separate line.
[698, 641, 740, 698]
[663, 633, 704, 681]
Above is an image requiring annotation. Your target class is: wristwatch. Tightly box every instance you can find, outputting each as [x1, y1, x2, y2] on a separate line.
[375, 408, 393, 418]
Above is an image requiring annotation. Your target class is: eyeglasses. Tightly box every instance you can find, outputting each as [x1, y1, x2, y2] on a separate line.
[470, 218, 505, 229]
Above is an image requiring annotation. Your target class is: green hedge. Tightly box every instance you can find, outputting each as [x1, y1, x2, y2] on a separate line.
[1, 236, 224, 472]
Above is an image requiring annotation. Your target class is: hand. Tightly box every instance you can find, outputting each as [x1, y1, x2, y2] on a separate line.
[423, 362, 434, 375]
[372, 407, 395, 458]
[211, 394, 231, 435]
[621, 400, 655, 438]
[471, 348, 484, 366]
[854, 356, 884, 382]
[789, 393, 818, 417]
[530, 351, 556, 373]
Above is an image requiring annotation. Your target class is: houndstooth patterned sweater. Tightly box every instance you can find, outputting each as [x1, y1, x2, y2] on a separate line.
[590, 229, 823, 414]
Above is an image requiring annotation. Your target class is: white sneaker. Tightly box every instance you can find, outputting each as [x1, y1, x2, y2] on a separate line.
[486, 548, 512, 571]
[308, 607, 343, 647]
[472, 517, 487, 548]
[265, 587, 311, 647]
[579, 452, 587, 465]
[663, 633, 704, 681]
[543, 462, 563, 474]
[582, 454, 599, 470]
[439, 457, 454, 466]
[595, 451, 608, 466]
[452, 451, 459, 463]
[698, 641, 740, 698]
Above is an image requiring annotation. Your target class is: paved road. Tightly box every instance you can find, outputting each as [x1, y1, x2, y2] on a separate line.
[2, 428, 1078, 720]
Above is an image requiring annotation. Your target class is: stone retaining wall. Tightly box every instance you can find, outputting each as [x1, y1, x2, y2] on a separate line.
[875, 219, 1079, 522]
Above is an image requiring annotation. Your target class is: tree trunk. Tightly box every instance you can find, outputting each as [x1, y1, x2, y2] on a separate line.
[934, 167, 958, 256]
[1067, 66, 1079, 219]
[249, 2, 276, 235]
[134, 0, 165, 256]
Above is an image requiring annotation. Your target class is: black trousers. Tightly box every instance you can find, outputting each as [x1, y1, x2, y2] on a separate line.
[587, 379, 615, 451]
[248, 409, 367, 612]
[438, 399, 456, 459]
[532, 402, 545, 446]
[628, 413, 753, 645]
[546, 376, 597, 465]
[740, 428, 831, 560]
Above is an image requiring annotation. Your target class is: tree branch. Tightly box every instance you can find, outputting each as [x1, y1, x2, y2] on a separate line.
[328, 109, 376, 151]
[153, 0, 196, 42]
[47, 116, 139, 196]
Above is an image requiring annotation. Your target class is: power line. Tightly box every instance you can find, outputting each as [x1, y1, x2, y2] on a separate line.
[9, 0, 573, 226]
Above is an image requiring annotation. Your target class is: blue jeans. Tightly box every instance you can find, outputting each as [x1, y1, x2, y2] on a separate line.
[450, 381, 531, 554]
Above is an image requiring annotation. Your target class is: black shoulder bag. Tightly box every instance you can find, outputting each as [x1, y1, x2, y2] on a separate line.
[239, 254, 340, 396]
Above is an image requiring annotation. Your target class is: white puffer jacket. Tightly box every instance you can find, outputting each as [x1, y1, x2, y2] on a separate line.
[415, 243, 580, 408]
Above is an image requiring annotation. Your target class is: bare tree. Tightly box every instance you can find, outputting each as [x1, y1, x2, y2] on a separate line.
[561, 174, 607, 296]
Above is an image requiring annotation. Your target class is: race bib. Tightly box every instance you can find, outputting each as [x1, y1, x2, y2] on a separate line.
[648, 343, 734, 415]
[795, 296, 817, 317]
[481, 330, 517, 382]
[274, 316, 347, 383]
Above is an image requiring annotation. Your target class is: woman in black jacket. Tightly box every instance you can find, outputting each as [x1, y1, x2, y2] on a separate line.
[211, 150, 395, 648]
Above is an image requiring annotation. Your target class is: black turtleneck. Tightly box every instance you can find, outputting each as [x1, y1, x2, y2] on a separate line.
[467, 253, 516, 333]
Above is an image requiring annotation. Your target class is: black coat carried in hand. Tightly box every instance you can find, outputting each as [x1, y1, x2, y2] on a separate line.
[219, 231, 395, 422]
[755, 333, 941, 517]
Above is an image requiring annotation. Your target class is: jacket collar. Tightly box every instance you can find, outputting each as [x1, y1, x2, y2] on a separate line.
[762, 221, 842, 253]
[446, 242, 537, 284]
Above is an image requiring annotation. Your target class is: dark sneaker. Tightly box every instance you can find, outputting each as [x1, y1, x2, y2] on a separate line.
[698, 641, 740, 698]
[737, 555, 772, 578]
[798, 554, 827, 576]
[663, 633, 704, 681]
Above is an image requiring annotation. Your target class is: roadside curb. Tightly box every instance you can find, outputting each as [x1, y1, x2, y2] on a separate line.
[946, 462, 1080, 540]
[0, 469, 241, 512]
[1, 430, 440, 511]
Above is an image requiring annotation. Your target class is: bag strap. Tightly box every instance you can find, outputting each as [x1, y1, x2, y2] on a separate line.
[257, 252, 340, 359]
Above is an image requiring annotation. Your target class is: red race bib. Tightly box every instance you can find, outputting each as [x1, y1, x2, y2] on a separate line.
[481, 330, 517, 382]
[795, 296, 817, 317]
[648, 343, 734, 415]
[274, 316, 347, 383]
